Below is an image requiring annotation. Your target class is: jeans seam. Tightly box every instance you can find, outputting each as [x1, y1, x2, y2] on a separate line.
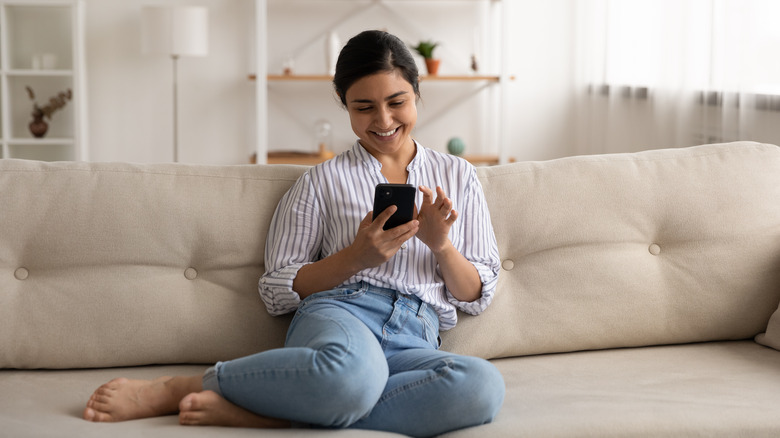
[375, 358, 454, 405]
[228, 312, 356, 385]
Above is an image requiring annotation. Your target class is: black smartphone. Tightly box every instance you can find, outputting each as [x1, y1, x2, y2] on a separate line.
[372, 183, 416, 230]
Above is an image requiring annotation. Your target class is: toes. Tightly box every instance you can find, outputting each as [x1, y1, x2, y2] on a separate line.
[83, 406, 114, 422]
[179, 393, 206, 426]
[179, 393, 198, 413]
[179, 410, 203, 426]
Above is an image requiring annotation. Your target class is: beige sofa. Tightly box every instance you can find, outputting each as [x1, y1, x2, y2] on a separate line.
[1, 141, 779, 437]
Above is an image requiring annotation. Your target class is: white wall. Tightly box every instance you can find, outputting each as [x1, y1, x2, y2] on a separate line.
[83, 0, 576, 164]
[504, 0, 575, 161]
[85, 0, 254, 164]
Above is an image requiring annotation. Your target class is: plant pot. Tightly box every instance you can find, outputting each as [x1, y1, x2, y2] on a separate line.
[425, 58, 441, 76]
[29, 115, 48, 138]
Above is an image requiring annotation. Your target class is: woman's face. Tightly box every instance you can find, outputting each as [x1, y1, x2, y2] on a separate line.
[344, 70, 417, 160]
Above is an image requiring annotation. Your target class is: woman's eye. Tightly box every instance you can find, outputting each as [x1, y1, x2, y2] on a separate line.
[356, 106, 372, 112]
[390, 101, 404, 107]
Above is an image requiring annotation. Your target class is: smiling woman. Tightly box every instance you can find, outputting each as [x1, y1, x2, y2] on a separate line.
[83, 29, 504, 437]
[344, 71, 418, 183]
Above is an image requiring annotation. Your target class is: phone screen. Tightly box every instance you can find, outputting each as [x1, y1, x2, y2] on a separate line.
[372, 183, 416, 230]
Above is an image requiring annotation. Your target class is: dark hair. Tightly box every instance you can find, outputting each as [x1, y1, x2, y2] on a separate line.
[333, 30, 420, 107]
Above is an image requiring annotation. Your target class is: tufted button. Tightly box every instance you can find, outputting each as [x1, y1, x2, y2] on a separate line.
[501, 259, 515, 271]
[184, 268, 198, 280]
[14, 268, 29, 280]
[649, 244, 661, 256]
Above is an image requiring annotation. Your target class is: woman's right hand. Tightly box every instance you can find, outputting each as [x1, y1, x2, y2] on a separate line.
[347, 206, 419, 270]
[292, 206, 418, 298]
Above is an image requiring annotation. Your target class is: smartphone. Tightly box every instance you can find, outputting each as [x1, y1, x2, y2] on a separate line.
[372, 183, 416, 230]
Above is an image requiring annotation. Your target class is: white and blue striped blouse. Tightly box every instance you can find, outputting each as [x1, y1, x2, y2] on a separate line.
[259, 140, 500, 330]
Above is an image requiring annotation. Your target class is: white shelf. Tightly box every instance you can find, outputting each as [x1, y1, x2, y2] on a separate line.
[0, 0, 87, 161]
[253, 0, 510, 165]
[6, 69, 74, 77]
[7, 138, 74, 146]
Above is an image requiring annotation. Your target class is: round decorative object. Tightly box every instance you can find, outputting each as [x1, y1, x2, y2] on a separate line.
[447, 137, 466, 156]
[29, 115, 48, 138]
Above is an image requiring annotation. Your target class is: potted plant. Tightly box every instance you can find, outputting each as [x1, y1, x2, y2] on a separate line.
[25, 86, 72, 138]
[412, 40, 441, 76]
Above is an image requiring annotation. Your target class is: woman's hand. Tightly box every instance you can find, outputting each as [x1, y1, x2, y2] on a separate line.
[415, 185, 482, 303]
[415, 186, 457, 254]
[293, 206, 417, 298]
[348, 206, 419, 270]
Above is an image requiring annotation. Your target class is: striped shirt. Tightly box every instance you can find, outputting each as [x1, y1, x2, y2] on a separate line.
[259, 140, 500, 330]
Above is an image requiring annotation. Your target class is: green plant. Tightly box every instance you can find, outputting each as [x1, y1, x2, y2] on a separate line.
[25, 86, 72, 120]
[412, 40, 439, 59]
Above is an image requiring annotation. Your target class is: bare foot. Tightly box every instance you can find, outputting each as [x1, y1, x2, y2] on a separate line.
[178, 391, 290, 428]
[83, 375, 201, 422]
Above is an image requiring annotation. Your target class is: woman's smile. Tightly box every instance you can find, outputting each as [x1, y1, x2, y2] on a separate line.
[373, 127, 399, 138]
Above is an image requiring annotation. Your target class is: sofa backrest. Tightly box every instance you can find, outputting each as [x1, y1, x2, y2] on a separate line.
[442, 141, 780, 358]
[0, 162, 304, 369]
[1, 142, 778, 369]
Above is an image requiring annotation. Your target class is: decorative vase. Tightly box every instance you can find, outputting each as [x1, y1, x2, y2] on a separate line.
[29, 115, 48, 138]
[425, 58, 441, 76]
[447, 137, 466, 156]
[325, 31, 341, 76]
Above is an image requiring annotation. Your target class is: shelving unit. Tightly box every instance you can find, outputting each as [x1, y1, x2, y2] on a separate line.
[253, 0, 510, 165]
[0, 0, 87, 161]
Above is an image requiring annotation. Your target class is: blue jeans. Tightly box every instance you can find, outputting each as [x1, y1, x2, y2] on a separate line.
[202, 282, 505, 437]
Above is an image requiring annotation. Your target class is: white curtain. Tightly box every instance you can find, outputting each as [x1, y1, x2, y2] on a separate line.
[574, 0, 780, 155]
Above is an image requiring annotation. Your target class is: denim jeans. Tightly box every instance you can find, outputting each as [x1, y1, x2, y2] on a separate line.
[202, 282, 505, 437]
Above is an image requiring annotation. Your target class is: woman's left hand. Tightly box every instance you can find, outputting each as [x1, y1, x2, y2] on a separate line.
[415, 185, 457, 254]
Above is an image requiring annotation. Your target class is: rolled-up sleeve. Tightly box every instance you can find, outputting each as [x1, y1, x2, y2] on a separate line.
[445, 167, 500, 316]
[259, 173, 322, 316]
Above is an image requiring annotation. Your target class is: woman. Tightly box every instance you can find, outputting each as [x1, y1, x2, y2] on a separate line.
[83, 30, 504, 437]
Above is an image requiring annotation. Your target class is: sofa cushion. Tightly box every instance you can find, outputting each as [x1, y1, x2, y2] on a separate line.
[442, 142, 780, 359]
[2, 341, 779, 437]
[0, 364, 401, 437]
[756, 302, 780, 350]
[1, 142, 778, 369]
[446, 341, 780, 438]
[0, 161, 306, 369]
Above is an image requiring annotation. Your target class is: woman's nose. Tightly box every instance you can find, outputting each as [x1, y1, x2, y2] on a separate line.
[374, 107, 393, 128]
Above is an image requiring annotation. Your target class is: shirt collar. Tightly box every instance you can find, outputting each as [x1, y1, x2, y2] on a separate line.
[351, 140, 426, 172]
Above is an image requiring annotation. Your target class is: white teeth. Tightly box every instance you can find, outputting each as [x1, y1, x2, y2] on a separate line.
[375, 128, 397, 137]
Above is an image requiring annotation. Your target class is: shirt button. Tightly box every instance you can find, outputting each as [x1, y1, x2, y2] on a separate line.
[401, 243, 408, 250]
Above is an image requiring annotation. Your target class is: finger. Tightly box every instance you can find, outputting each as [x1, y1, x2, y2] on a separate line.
[445, 209, 459, 225]
[435, 186, 448, 204]
[372, 205, 397, 228]
[419, 185, 434, 204]
[439, 197, 453, 214]
[391, 219, 419, 241]
[360, 211, 373, 225]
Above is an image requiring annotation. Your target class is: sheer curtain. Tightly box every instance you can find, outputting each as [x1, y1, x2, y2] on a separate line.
[574, 0, 780, 155]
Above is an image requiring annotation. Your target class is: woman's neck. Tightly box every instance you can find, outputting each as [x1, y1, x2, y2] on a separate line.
[369, 138, 416, 184]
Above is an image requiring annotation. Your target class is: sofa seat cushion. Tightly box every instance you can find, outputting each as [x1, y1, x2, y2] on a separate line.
[2, 341, 778, 437]
[0, 364, 403, 438]
[446, 341, 780, 438]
